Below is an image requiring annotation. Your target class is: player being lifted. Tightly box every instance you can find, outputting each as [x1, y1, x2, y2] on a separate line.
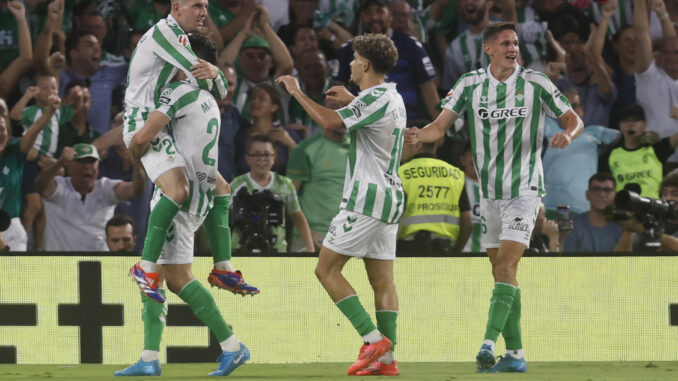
[277, 34, 406, 376]
[123, 0, 258, 304]
[405, 22, 583, 373]
[116, 34, 250, 377]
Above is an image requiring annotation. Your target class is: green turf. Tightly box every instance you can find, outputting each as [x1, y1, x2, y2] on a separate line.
[0, 362, 676, 380]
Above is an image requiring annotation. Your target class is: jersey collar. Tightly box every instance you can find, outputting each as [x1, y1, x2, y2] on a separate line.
[487, 63, 519, 87]
[166, 14, 185, 34]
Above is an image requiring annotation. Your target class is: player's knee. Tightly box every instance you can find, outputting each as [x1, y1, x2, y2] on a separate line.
[494, 263, 516, 281]
[314, 264, 331, 282]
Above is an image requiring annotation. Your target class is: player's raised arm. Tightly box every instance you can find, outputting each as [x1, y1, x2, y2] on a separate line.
[404, 108, 458, 145]
[276, 75, 344, 130]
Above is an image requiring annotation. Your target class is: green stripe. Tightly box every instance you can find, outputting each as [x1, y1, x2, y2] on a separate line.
[127, 108, 139, 133]
[460, 33, 472, 71]
[338, 108, 353, 118]
[392, 190, 404, 223]
[511, 76, 525, 198]
[348, 130, 357, 177]
[358, 87, 387, 107]
[168, 89, 201, 119]
[39, 111, 54, 154]
[494, 83, 507, 199]
[474, 37, 484, 69]
[381, 188, 393, 222]
[167, 22, 184, 37]
[152, 26, 208, 89]
[348, 102, 389, 131]
[531, 78, 570, 117]
[527, 82, 542, 189]
[196, 184, 206, 215]
[363, 183, 378, 216]
[154, 63, 176, 106]
[472, 182, 481, 251]
[181, 180, 194, 212]
[538, 172, 544, 196]
[346, 180, 360, 210]
[480, 79, 491, 198]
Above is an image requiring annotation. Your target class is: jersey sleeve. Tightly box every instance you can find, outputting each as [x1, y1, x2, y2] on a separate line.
[441, 75, 468, 115]
[536, 73, 571, 118]
[336, 87, 390, 132]
[58, 105, 75, 125]
[151, 23, 215, 93]
[155, 83, 201, 120]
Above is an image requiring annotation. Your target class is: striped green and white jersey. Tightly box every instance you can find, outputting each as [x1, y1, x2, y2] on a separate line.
[462, 177, 485, 252]
[153, 81, 221, 216]
[443, 30, 489, 89]
[336, 83, 407, 224]
[517, 6, 548, 69]
[586, 0, 632, 37]
[442, 65, 572, 200]
[21, 105, 74, 156]
[124, 15, 228, 111]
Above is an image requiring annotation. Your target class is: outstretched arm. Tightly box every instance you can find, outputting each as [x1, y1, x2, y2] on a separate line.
[634, 0, 654, 73]
[276, 76, 344, 130]
[404, 108, 458, 145]
[0, 1, 32, 99]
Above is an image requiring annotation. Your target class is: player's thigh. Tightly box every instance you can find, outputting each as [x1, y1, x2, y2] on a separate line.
[157, 211, 206, 266]
[323, 210, 398, 260]
[155, 166, 191, 201]
[125, 128, 187, 183]
[215, 172, 230, 195]
[317, 245, 351, 275]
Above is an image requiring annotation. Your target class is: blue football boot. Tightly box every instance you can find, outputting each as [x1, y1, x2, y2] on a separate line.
[476, 343, 496, 372]
[114, 358, 161, 376]
[486, 355, 527, 373]
[208, 343, 251, 376]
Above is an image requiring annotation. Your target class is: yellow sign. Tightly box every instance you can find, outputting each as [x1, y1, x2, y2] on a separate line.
[0, 256, 676, 364]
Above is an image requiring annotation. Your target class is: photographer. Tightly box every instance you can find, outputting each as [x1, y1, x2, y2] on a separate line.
[230, 135, 314, 253]
[563, 172, 623, 252]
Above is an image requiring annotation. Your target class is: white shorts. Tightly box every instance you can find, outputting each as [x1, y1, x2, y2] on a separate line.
[157, 210, 206, 264]
[481, 196, 540, 248]
[123, 109, 186, 183]
[323, 210, 398, 260]
[3, 217, 27, 251]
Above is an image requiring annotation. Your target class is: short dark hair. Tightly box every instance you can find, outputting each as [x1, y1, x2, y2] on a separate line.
[661, 169, 678, 192]
[187, 33, 218, 66]
[617, 104, 646, 123]
[105, 214, 135, 236]
[483, 22, 518, 43]
[65, 78, 91, 95]
[352, 33, 398, 74]
[246, 134, 276, 154]
[65, 30, 97, 64]
[589, 172, 615, 187]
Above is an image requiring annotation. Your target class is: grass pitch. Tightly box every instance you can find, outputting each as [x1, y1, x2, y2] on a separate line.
[1, 362, 676, 380]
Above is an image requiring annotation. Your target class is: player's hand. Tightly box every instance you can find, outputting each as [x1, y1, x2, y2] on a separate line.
[24, 86, 39, 99]
[275, 75, 301, 96]
[324, 85, 354, 107]
[59, 146, 75, 165]
[191, 59, 219, 80]
[7, 1, 26, 20]
[404, 127, 420, 145]
[601, 0, 618, 19]
[549, 132, 571, 149]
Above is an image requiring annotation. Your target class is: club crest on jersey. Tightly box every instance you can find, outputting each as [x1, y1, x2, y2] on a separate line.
[516, 92, 525, 102]
[178, 35, 189, 47]
[477, 107, 528, 120]
[480, 95, 488, 103]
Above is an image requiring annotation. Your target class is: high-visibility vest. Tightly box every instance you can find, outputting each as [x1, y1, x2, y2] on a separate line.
[397, 157, 465, 240]
[609, 145, 663, 198]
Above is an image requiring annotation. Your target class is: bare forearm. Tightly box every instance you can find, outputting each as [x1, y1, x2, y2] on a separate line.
[35, 159, 64, 196]
[659, 11, 677, 38]
[263, 25, 293, 76]
[614, 231, 635, 252]
[420, 81, 441, 120]
[291, 90, 343, 130]
[292, 211, 314, 252]
[16, 17, 32, 60]
[592, 59, 615, 95]
[10, 95, 31, 120]
[219, 31, 247, 65]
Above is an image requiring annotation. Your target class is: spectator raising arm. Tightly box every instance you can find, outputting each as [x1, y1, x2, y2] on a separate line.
[35, 146, 74, 198]
[112, 160, 146, 201]
[20, 94, 61, 153]
[651, 0, 676, 40]
[634, 0, 656, 73]
[33, 0, 65, 76]
[0, 1, 32, 99]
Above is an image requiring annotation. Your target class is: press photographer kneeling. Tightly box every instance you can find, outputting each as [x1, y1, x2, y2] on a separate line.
[612, 177, 678, 252]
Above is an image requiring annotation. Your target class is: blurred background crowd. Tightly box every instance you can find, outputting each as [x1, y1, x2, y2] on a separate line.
[2, 0, 678, 254]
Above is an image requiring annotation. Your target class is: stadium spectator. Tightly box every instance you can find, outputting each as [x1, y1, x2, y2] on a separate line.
[126, 0, 171, 32]
[557, 42, 616, 127]
[459, 141, 485, 252]
[288, 50, 332, 137]
[533, 0, 591, 44]
[389, 0, 418, 39]
[335, 0, 440, 122]
[659, 169, 678, 237]
[0, 1, 32, 99]
[0, 95, 61, 251]
[105, 214, 136, 252]
[76, 10, 126, 66]
[525, 202, 561, 253]
[397, 140, 472, 254]
[210, 0, 258, 43]
[230, 134, 314, 253]
[512, 0, 550, 70]
[36, 143, 145, 251]
[543, 88, 621, 217]
[219, 5, 294, 122]
[442, 0, 516, 89]
[216, 64, 247, 182]
[600, 104, 678, 198]
[56, 79, 100, 155]
[286, 97, 349, 252]
[609, 25, 637, 120]
[633, 0, 678, 164]
[60, 30, 128, 135]
[563, 172, 623, 252]
[233, 84, 302, 176]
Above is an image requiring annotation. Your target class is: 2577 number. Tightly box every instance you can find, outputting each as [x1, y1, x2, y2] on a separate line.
[417, 185, 450, 198]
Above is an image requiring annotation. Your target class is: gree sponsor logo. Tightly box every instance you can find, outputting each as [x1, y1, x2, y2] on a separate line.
[476, 107, 528, 120]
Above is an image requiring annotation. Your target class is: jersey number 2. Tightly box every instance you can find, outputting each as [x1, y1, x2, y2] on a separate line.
[202, 118, 218, 166]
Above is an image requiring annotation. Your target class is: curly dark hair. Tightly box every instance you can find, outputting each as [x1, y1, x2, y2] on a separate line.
[352, 33, 398, 74]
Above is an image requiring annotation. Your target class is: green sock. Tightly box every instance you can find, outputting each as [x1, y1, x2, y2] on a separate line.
[336, 295, 376, 337]
[376, 310, 397, 349]
[484, 283, 517, 342]
[142, 289, 167, 351]
[178, 280, 232, 342]
[204, 195, 231, 263]
[502, 288, 522, 350]
[141, 195, 180, 263]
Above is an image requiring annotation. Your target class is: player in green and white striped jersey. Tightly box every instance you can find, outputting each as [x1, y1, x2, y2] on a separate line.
[277, 33, 403, 376]
[407, 22, 583, 373]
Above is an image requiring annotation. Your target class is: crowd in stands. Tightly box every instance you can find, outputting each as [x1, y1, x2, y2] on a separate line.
[2, 0, 678, 253]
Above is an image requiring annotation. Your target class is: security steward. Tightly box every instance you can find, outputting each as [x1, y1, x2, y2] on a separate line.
[397, 141, 472, 254]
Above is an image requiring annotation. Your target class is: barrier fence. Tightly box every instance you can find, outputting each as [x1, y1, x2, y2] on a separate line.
[0, 253, 677, 364]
